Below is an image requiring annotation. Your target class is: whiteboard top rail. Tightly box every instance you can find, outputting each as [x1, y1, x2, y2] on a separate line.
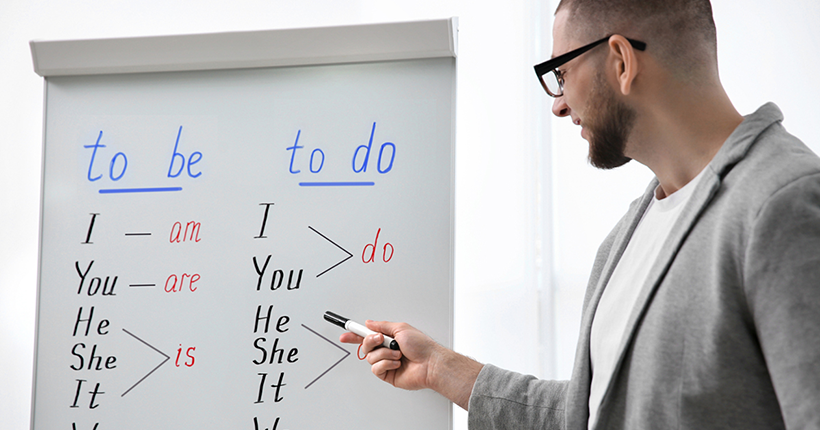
[30, 18, 458, 77]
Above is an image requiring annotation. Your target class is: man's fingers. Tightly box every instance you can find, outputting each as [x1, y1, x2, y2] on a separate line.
[365, 320, 404, 337]
[371, 357, 402, 379]
[339, 332, 364, 344]
[365, 345, 402, 365]
[361, 333, 385, 355]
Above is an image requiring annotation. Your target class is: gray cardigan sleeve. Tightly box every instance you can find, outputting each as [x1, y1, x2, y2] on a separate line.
[744, 172, 820, 429]
[467, 364, 569, 430]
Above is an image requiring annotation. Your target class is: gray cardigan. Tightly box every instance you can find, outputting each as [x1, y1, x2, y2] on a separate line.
[467, 103, 820, 430]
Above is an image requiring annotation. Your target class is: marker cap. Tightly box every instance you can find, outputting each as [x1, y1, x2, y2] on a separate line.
[323, 311, 349, 328]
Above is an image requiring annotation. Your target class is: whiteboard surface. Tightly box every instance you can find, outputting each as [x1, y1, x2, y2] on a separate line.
[32, 41, 454, 429]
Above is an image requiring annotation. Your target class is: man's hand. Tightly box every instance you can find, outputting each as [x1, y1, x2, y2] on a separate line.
[340, 320, 483, 410]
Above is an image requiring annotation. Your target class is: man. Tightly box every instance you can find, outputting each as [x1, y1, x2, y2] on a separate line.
[341, 0, 820, 428]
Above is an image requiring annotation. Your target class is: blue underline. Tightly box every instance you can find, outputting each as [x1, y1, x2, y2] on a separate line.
[299, 182, 375, 187]
[99, 187, 183, 194]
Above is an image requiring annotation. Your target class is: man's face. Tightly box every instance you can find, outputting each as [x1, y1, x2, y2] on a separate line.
[551, 10, 634, 169]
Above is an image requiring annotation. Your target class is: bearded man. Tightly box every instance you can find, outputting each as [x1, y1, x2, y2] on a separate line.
[343, 1, 820, 428]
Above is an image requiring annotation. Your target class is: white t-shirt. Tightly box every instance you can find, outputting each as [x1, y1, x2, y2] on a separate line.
[587, 169, 706, 429]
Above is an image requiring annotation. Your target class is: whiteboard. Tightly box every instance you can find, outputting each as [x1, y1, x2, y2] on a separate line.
[30, 20, 455, 430]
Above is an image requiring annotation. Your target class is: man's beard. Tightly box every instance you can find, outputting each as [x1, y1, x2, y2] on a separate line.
[585, 72, 635, 170]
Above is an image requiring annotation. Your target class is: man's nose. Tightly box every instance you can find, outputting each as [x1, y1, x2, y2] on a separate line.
[552, 96, 571, 118]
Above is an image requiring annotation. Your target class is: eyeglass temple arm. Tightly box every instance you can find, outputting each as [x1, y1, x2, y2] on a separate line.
[533, 37, 607, 76]
[533, 36, 646, 76]
[627, 39, 647, 51]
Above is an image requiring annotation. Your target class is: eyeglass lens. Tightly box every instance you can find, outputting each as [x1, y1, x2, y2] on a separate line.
[542, 71, 562, 97]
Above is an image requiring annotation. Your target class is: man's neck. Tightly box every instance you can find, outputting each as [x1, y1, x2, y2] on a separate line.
[629, 81, 743, 199]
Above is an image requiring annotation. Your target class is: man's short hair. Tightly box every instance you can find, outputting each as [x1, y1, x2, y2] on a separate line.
[556, 0, 718, 81]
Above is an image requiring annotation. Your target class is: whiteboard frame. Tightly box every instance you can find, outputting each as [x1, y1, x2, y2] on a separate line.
[30, 18, 457, 430]
[30, 18, 458, 77]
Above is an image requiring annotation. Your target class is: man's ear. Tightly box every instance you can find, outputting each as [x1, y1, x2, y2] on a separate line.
[608, 35, 640, 95]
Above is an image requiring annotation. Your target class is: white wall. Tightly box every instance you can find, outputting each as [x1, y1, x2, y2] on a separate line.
[2, 1, 818, 429]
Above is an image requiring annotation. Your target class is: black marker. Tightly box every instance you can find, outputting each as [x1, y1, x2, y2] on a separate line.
[324, 311, 400, 350]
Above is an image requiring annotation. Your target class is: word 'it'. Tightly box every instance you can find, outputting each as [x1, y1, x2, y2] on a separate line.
[286, 122, 396, 177]
[70, 379, 105, 409]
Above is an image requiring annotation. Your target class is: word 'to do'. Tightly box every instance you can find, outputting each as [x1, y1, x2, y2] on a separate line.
[286, 122, 396, 175]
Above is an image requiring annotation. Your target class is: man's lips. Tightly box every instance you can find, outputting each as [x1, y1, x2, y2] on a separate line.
[572, 117, 587, 139]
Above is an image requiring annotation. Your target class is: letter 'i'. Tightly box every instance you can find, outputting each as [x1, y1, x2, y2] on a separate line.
[256, 203, 274, 239]
[83, 213, 100, 244]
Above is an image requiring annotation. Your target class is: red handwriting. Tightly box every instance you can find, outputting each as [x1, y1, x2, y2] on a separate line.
[175, 345, 196, 367]
[164, 273, 200, 292]
[169, 221, 201, 243]
[362, 228, 394, 263]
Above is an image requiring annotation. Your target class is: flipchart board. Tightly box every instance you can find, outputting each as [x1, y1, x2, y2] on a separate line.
[29, 19, 456, 430]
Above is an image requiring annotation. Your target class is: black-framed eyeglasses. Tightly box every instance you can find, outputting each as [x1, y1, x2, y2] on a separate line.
[534, 35, 647, 98]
